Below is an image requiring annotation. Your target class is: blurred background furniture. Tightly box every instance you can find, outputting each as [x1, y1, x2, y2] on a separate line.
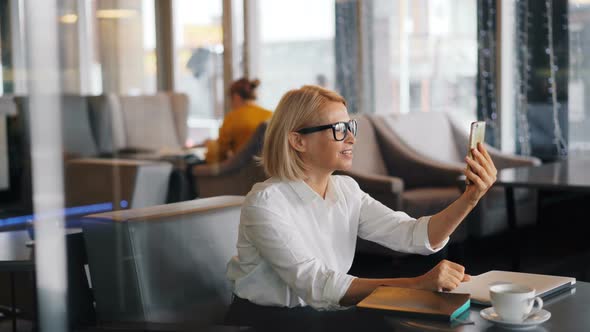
[88, 92, 199, 203]
[82, 196, 244, 328]
[89, 93, 190, 157]
[370, 111, 541, 239]
[337, 115, 409, 257]
[2, 94, 192, 224]
[0, 229, 94, 330]
[64, 158, 173, 211]
[192, 122, 268, 198]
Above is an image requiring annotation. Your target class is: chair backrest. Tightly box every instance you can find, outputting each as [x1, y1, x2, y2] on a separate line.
[350, 114, 388, 176]
[118, 94, 182, 151]
[166, 92, 190, 146]
[194, 122, 268, 197]
[219, 120, 267, 173]
[61, 95, 99, 157]
[88, 94, 127, 155]
[378, 112, 464, 164]
[82, 196, 244, 327]
[89, 93, 190, 154]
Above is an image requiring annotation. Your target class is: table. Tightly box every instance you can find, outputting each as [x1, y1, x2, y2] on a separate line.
[495, 158, 590, 270]
[496, 158, 590, 191]
[0, 230, 34, 332]
[120, 148, 207, 199]
[380, 281, 588, 331]
[224, 282, 589, 331]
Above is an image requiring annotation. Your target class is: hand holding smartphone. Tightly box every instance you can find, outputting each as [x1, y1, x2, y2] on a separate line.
[466, 121, 486, 185]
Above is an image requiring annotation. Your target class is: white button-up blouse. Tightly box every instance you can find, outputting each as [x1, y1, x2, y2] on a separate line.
[226, 175, 448, 310]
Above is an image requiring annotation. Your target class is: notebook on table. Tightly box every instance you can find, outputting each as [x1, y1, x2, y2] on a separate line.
[450, 270, 576, 305]
[357, 286, 470, 321]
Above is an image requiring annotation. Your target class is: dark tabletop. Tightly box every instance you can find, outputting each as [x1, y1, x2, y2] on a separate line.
[226, 282, 589, 332]
[383, 282, 588, 331]
[496, 158, 590, 191]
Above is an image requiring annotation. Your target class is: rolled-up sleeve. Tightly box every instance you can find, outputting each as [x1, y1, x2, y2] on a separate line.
[357, 192, 448, 255]
[242, 206, 356, 309]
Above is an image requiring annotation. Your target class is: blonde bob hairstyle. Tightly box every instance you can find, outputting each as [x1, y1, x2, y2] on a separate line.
[261, 85, 347, 180]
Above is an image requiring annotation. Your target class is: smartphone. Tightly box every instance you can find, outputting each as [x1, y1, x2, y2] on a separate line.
[466, 121, 486, 184]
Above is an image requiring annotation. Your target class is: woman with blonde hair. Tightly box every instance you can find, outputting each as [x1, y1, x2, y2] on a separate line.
[226, 85, 497, 328]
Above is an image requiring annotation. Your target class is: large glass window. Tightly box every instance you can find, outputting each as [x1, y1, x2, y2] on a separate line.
[370, 0, 477, 121]
[569, 1, 590, 153]
[57, 0, 157, 95]
[94, 0, 157, 94]
[173, 0, 224, 145]
[255, 0, 336, 110]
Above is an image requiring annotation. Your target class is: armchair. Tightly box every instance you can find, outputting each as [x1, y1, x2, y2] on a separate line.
[340, 115, 404, 211]
[82, 196, 244, 327]
[370, 111, 541, 238]
[192, 121, 268, 197]
[338, 115, 409, 257]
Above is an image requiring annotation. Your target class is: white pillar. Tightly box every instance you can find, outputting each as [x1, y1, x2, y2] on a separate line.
[24, 0, 68, 330]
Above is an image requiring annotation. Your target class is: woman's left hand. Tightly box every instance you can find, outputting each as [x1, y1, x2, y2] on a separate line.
[464, 142, 497, 205]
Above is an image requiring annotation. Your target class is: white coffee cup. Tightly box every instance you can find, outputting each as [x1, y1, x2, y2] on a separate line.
[489, 283, 543, 323]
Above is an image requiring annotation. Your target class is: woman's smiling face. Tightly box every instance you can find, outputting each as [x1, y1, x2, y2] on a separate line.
[298, 101, 355, 174]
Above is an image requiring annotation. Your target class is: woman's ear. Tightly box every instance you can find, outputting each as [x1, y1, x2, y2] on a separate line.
[288, 132, 307, 153]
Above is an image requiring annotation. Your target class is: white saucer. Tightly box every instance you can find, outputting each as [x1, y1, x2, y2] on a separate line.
[480, 307, 551, 329]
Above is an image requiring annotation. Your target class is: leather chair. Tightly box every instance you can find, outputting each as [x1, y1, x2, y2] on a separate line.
[82, 196, 244, 328]
[336, 115, 411, 257]
[340, 115, 404, 210]
[369, 111, 541, 238]
[192, 122, 268, 198]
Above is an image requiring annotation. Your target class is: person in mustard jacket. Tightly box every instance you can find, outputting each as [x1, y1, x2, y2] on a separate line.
[206, 78, 273, 164]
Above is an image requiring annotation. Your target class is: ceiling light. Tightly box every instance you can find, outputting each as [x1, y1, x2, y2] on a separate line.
[60, 14, 78, 24]
[96, 9, 138, 19]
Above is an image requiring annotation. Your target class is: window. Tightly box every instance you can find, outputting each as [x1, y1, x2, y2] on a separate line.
[173, 0, 224, 144]
[56, 0, 157, 95]
[94, 0, 157, 94]
[369, 0, 477, 121]
[569, 1, 590, 153]
[254, 0, 336, 110]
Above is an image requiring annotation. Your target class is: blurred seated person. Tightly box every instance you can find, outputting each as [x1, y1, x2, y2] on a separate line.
[225, 86, 497, 328]
[205, 78, 273, 164]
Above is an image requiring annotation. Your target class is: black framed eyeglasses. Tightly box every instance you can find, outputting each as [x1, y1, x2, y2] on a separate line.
[296, 119, 358, 141]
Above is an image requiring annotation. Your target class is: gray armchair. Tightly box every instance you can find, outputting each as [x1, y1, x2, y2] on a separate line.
[9, 95, 173, 214]
[370, 111, 541, 238]
[192, 121, 268, 197]
[338, 115, 408, 257]
[82, 196, 244, 327]
[340, 115, 404, 211]
[88, 93, 190, 156]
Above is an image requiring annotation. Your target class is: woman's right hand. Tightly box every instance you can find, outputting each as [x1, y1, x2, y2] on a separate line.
[414, 260, 470, 292]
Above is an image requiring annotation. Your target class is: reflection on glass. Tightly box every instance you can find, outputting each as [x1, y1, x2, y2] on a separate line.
[173, 0, 224, 145]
